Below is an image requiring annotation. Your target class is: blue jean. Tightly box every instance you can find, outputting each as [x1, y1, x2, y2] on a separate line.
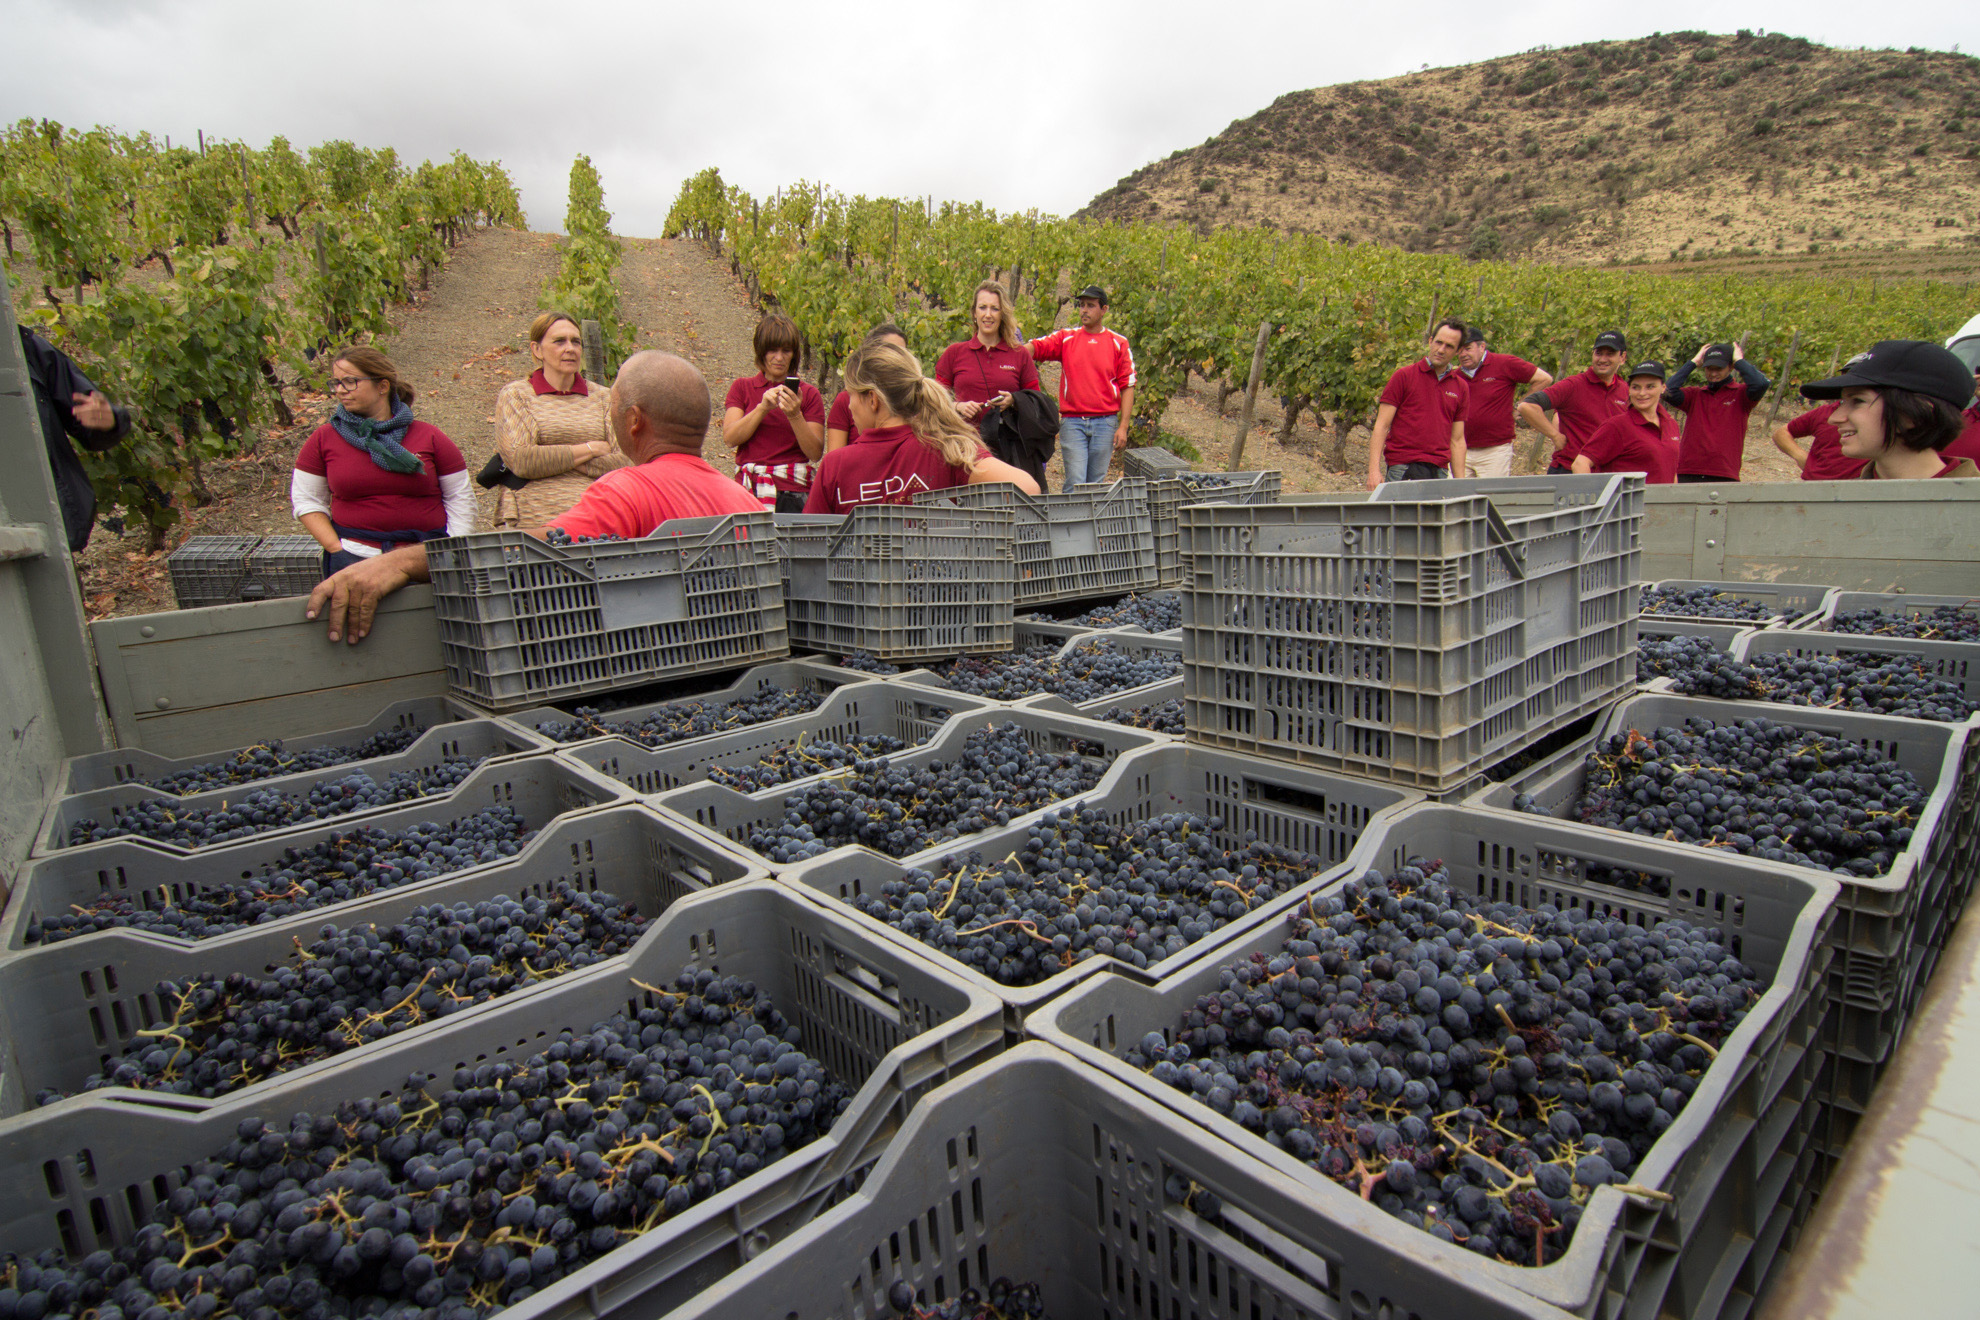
[1059, 415, 1116, 492]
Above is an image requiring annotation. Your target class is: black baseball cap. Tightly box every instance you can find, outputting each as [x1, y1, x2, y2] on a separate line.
[1461, 326, 1488, 346]
[1700, 344, 1733, 368]
[1592, 330, 1628, 353]
[1073, 284, 1109, 305]
[1800, 340, 1974, 407]
[1627, 360, 1667, 381]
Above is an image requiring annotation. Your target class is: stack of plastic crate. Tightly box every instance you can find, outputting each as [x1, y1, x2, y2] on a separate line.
[1178, 474, 1643, 793]
[914, 480, 1156, 606]
[165, 535, 261, 607]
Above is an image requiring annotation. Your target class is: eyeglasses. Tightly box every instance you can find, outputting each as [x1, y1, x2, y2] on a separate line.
[328, 376, 379, 392]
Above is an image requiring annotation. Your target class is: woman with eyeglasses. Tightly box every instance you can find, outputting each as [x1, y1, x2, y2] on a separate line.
[291, 345, 475, 579]
[489, 311, 627, 526]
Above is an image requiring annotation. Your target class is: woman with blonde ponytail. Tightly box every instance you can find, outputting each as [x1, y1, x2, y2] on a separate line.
[803, 342, 1039, 512]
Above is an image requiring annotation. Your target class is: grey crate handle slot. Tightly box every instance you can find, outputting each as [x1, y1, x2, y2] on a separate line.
[596, 574, 691, 632]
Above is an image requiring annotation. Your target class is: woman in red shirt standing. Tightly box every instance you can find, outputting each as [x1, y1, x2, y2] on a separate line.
[805, 342, 1039, 514]
[722, 313, 826, 512]
[291, 346, 473, 579]
[1573, 361, 1680, 482]
[936, 281, 1042, 483]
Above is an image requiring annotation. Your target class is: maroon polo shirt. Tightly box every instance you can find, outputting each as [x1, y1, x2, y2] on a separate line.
[724, 373, 826, 492]
[827, 391, 859, 441]
[1377, 359, 1468, 466]
[529, 369, 590, 397]
[802, 425, 982, 514]
[1673, 379, 1763, 479]
[1942, 404, 1980, 466]
[1785, 404, 1862, 481]
[1528, 368, 1629, 466]
[1580, 407, 1679, 484]
[1461, 352, 1539, 449]
[935, 338, 1041, 406]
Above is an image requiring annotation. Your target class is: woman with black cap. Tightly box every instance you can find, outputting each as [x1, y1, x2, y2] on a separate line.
[1572, 360, 1680, 483]
[1798, 341, 1978, 481]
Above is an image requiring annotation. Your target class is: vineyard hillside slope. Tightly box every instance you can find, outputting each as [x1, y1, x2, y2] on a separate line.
[1081, 32, 1980, 267]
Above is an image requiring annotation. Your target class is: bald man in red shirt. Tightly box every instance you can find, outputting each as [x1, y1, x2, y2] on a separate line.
[1366, 320, 1469, 489]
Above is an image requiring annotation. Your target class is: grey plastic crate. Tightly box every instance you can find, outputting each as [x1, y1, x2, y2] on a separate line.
[240, 534, 323, 600]
[1640, 578, 1834, 629]
[670, 1043, 1575, 1320]
[0, 881, 1005, 1320]
[775, 741, 1418, 1009]
[913, 479, 1157, 606]
[165, 535, 261, 608]
[1795, 590, 1980, 637]
[773, 507, 1016, 660]
[49, 696, 484, 798]
[0, 803, 767, 1117]
[1467, 695, 1980, 1193]
[1030, 805, 1840, 1320]
[1729, 628, 1980, 716]
[560, 681, 1002, 796]
[426, 513, 789, 710]
[1158, 469, 1283, 588]
[0, 756, 631, 955]
[37, 719, 551, 856]
[895, 630, 1184, 714]
[651, 706, 1165, 873]
[1180, 476, 1642, 792]
[492, 658, 864, 749]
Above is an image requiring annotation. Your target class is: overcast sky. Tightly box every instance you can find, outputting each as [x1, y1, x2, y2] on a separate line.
[6, 1, 1978, 237]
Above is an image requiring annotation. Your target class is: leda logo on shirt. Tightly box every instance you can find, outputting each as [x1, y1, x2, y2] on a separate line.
[855, 473, 934, 502]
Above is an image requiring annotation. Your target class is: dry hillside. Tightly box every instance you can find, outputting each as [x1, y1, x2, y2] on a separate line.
[1082, 32, 1980, 267]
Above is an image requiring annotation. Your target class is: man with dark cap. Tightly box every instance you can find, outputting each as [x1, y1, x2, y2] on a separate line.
[1029, 285, 1136, 491]
[1457, 327, 1551, 478]
[19, 325, 132, 553]
[1665, 342, 1770, 483]
[1516, 330, 1630, 474]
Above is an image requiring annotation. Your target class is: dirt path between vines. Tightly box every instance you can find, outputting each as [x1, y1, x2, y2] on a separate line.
[65, 228, 1803, 621]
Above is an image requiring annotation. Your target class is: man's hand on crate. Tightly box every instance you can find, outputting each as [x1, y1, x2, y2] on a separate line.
[306, 544, 428, 643]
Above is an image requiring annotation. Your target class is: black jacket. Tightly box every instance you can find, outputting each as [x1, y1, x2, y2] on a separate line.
[982, 388, 1059, 489]
[20, 327, 131, 552]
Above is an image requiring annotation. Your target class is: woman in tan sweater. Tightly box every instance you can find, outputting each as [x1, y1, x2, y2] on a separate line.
[491, 311, 629, 525]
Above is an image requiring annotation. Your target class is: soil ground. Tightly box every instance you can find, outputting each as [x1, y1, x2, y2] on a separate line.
[61, 227, 1808, 621]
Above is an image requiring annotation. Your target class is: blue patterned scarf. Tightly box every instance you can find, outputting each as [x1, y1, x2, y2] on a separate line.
[330, 401, 424, 475]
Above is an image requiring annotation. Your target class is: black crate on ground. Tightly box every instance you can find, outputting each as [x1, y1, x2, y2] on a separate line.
[668, 1044, 1576, 1320]
[165, 535, 260, 608]
[0, 802, 767, 1118]
[0, 881, 1005, 1320]
[1030, 804, 1839, 1320]
[240, 534, 323, 600]
[1180, 475, 1642, 792]
[427, 513, 787, 710]
[914, 480, 1156, 606]
[773, 506, 1014, 660]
